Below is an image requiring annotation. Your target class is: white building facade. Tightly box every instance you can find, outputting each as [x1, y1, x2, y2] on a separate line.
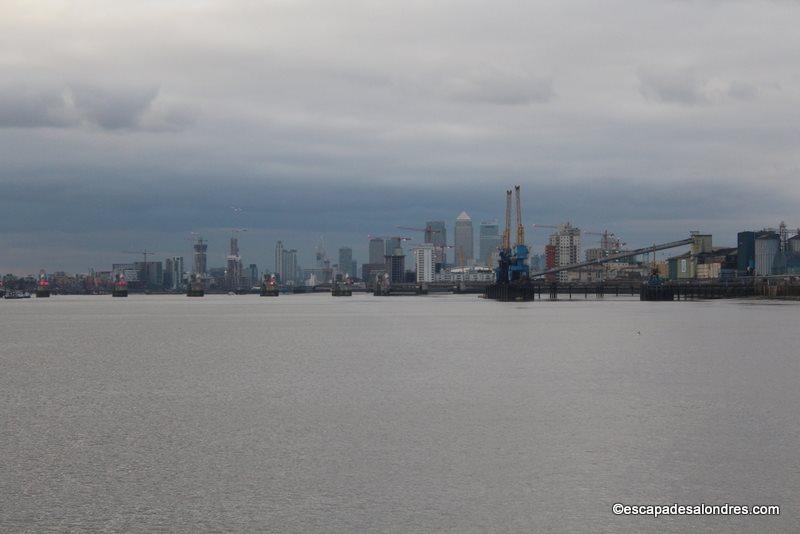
[414, 244, 435, 282]
[549, 223, 581, 282]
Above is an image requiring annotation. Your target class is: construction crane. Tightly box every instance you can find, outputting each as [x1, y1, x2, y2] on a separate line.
[367, 234, 411, 242]
[123, 249, 156, 265]
[395, 225, 442, 243]
[533, 224, 625, 249]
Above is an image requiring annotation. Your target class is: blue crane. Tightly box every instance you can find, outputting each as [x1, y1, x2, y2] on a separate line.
[495, 185, 530, 284]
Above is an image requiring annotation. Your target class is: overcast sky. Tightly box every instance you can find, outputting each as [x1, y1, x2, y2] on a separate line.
[1, 0, 799, 273]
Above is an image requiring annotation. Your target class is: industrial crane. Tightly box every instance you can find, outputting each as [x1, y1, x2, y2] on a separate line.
[495, 186, 529, 284]
[509, 185, 530, 280]
[502, 190, 512, 251]
[515, 185, 525, 247]
[496, 190, 513, 283]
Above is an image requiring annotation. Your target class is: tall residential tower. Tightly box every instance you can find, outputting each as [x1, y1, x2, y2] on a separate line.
[548, 223, 581, 282]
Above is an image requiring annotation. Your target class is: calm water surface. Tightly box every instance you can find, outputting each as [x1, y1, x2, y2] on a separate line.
[1, 294, 798, 532]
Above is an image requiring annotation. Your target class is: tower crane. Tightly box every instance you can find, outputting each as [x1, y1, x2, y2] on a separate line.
[395, 225, 442, 243]
[123, 249, 156, 265]
[533, 224, 625, 250]
[367, 234, 411, 242]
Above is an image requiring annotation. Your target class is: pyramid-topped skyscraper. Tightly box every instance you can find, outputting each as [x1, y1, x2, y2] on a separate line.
[454, 211, 474, 266]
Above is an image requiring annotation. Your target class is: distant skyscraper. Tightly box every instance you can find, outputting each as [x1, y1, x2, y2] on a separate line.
[454, 212, 474, 266]
[479, 220, 501, 267]
[315, 237, 328, 268]
[226, 236, 243, 290]
[369, 237, 385, 264]
[426, 221, 447, 266]
[193, 236, 207, 275]
[282, 249, 298, 284]
[135, 261, 163, 288]
[549, 223, 581, 282]
[248, 263, 258, 286]
[529, 253, 544, 273]
[414, 243, 435, 282]
[165, 256, 184, 290]
[164, 257, 174, 289]
[338, 247, 354, 276]
[385, 237, 401, 257]
[274, 241, 285, 282]
[387, 253, 405, 283]
[384, 239, 406, 283]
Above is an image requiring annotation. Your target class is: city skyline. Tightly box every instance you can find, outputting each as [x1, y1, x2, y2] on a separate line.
[3, 213, 799, 277]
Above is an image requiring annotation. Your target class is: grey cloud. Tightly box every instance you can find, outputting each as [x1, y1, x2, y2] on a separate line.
[0, 86, 79, 128]
[444, 70, 554, 106]
[638, 68, 711, 105]
[638, 68, 761, 106]
[69, 85, 159, 130]
[727, 81, 758, 101]
[0, 84, 194, 131]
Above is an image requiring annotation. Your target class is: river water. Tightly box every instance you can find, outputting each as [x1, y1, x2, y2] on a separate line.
[1, 294, 798, 532]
